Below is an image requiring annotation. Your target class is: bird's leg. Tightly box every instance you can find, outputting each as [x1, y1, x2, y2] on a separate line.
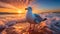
[33, 24, 35, 31]
[29, 23, 35, 31]
[31, 24, 35, 31]
[29, 23, 32, 31]
[29, 23, 35, 34]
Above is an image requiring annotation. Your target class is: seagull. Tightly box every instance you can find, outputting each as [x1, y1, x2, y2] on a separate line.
[25, 7, 47, 30]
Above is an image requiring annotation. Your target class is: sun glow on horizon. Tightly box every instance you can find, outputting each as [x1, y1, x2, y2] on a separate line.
[0, 0, 38, 14]
[17, 10, 22, 13]
[17, 8, 26, 14]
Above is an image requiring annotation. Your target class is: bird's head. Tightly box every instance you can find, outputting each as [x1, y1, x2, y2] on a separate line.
[25, 7, 32, 11]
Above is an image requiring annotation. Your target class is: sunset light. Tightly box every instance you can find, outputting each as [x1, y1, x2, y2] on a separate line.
[0, 0, 34, 13]
[17, 10, 22, 13]
[0, 0, 60, 34]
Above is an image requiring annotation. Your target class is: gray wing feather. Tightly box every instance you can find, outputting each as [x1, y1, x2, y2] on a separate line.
[34, 14, 43, 24]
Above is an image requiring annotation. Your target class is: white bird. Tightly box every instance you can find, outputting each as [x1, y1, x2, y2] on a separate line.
[25, 7, 47, 30]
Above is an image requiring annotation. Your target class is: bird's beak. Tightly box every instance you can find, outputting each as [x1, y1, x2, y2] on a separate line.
[25, 8, 28, 10]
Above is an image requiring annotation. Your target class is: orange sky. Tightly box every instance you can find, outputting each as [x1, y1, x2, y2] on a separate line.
[0, 8, 18, 13]
[0, 0, 34, 13]
[0, 0, 59, 14]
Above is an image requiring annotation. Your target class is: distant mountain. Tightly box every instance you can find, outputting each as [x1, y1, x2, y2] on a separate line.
[40, 9, 60, 14]
[0, 12, 18, 14]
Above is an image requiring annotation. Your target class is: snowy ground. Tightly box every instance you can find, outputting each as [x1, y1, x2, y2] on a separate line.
[0, 13, 60, 34]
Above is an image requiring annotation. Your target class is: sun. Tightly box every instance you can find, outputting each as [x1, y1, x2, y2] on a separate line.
[18, 10, 22, 13]
[17, 8, 26, 14]
[17, 10, 22, 13]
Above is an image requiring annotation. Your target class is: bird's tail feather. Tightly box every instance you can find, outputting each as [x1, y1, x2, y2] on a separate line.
[43, 18, 47, 21]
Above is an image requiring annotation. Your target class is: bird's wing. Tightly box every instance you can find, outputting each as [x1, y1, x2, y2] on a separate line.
[34, 14, 43, 24]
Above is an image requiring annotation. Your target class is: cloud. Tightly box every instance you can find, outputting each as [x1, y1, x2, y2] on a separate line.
[0, 2, 19, 9]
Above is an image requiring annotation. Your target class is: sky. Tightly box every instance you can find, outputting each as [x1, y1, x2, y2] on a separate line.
[0, 0, 60, 9]
[0, 0, 60, 13]
[34, 0, 60, 9]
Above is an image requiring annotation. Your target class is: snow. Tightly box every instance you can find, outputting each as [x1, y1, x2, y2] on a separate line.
[0, 13, 60, 34]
